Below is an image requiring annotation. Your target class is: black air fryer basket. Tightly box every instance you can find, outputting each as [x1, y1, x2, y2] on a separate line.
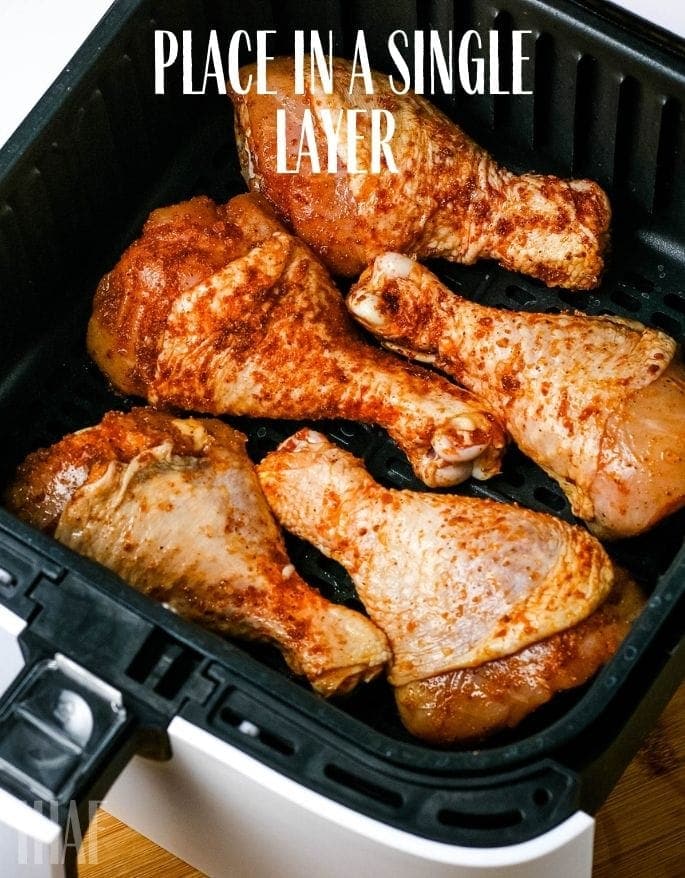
[0, 0, 683, 861]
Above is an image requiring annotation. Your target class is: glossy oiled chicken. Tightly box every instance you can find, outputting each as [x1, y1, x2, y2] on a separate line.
[5, 409, 390, 696]
[230, 57, 610, 289]
[257, 430, 643, 742]
[348, 254, 685, 539]
[87, 193, 505, 487]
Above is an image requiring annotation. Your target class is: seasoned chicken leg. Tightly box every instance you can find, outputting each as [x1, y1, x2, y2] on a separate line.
[257, 430, 643, 742]
[87, 194, 504, 487]
[348, 254, 685, 539]
[5, 409, 390, 696]
[230, 57, 610, 289]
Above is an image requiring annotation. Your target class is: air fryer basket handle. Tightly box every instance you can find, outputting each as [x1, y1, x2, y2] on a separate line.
[0, 520, 216, 876]
[0, 648, 147, 878]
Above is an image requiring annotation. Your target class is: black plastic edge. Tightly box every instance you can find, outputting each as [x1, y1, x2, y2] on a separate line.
[573, 0, 685, 60]
[524, 0, 685, 74]
[0, 0, 142, 183]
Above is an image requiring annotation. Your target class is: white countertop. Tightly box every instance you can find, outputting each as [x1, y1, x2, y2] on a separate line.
[0, 0, 683, 150]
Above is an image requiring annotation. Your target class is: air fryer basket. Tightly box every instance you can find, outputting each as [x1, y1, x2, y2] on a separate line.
[0, 0, 683, 851]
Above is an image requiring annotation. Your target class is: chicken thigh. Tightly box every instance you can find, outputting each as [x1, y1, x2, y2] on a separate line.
[230, 57, 610, 289]
[87, 194, 504, 488]
[257, 429, 642, 742]
[348, 254, 685, 539]
[5, 409, 390, 696]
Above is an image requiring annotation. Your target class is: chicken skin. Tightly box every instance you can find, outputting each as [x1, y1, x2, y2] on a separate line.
[348, 254, 685, 539]
[230, 57, 610, 289]
[4, 409, 390, 696]
[87, 193, 504, 487]
[396, 568, 641, 743]
[257, 430, 642, 742]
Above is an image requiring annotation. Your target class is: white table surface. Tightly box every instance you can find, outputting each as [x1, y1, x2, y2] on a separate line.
[0, 0, 683, 151]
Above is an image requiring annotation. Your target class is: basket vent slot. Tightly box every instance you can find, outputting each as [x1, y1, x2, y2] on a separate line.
[499, 468, 526, 489]
[536, 39, 579, 171]
[610, 289, 641, 312]
[438, 807, 523, 830]
[573, 54, 598, 176]
[613, 76, 640, 191]
[324, 762, 403, 809]
[533, 485, 566, 512]
[664, 293, 685, 316]
[621, 270, 654, 293]
[219, 705, 296, 755]
[620, 83, 664, 211]
[214, 689, 297, 757]
[653, 98, 682, 215]
[127, 628, 201, 699]
[533, 32, 554, 151]
[506, 285, 535, 307]
[650, 311, 682, 340]
[556, 289, 581, 308]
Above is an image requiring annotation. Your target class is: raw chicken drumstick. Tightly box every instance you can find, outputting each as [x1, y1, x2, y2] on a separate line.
[5, 409, 390, 696]
[87, 193, 505, 487]
[230, 57, 610, 289]
[257, 430, 643, 743]
[348, 254, 685, 539]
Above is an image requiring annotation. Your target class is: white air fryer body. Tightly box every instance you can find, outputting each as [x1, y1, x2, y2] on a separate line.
[104, 719, 595, 878]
